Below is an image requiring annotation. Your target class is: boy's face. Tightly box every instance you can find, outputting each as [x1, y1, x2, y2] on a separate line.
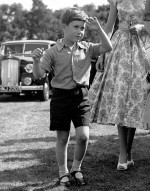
[63, 20, 86, 44]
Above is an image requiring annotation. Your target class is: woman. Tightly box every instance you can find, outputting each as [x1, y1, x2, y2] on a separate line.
[89, 0, 150, 171]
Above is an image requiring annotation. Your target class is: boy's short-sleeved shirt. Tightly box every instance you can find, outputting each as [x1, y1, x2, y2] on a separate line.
[40, 39, 102, 89]
[144, 0, 150, 21]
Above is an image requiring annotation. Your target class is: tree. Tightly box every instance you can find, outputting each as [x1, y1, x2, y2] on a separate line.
[24, 0, 57, 40]
[0, 0, 110, 43]
[0, 3, 27, 42]
[82, 4, 109, 42]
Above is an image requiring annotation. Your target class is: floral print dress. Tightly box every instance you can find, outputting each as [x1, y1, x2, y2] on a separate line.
[89, 0, 150, 129]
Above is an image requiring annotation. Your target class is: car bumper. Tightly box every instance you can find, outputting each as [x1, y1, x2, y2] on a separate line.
[0, 85, 43, 93]
[21, 86, 43, 91]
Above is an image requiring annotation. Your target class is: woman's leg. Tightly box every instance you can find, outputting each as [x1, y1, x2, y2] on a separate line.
[117, 125, 128, 163]
[56, 131, 70, 178]
[126, 127, 136, 161]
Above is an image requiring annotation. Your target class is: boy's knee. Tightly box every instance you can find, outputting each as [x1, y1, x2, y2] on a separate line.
[57, 137, 69, 145]
[77, 134, 89, 143]
[57, 133, 70, 145]
[76, 126, 89, 143]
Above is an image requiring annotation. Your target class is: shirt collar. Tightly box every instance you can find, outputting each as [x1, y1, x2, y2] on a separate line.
[56, 39, 87, 51]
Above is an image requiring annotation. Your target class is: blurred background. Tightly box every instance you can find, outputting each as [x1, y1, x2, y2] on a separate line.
[0, 0, 111, 43]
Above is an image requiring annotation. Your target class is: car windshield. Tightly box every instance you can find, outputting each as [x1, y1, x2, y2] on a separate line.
[4, 44, 24, 54]
[2, 43, 49, 55]
[24, 43, 49, 54]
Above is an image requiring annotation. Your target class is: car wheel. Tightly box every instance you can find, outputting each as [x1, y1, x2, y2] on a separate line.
[39, 81, 50, 101]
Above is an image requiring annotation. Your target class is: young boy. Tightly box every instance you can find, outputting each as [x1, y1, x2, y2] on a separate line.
[32, 7, 112, 187]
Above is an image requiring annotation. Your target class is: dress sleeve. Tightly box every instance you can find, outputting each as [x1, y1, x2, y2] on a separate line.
[107, 0, 116, 5]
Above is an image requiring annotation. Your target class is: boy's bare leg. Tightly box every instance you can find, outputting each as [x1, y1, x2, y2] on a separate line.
[72, 126, 89, 172]
[56, 131, 70, 178]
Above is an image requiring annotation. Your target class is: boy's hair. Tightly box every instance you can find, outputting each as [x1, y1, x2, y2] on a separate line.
[61, 7, 88, 25]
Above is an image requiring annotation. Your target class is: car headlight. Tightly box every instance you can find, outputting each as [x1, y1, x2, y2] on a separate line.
[24, 64, 33, 73]
[23, 77, 32, 85]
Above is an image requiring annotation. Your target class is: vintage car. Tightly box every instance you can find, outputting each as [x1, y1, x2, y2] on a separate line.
[0, 40, 55, 101]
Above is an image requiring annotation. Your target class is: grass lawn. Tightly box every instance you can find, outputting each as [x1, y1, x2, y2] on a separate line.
[0, 97, 150, 191]
[0, 123, 150, 191]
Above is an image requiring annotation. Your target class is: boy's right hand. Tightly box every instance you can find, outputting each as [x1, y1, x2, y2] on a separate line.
[32, 48, 44, 63]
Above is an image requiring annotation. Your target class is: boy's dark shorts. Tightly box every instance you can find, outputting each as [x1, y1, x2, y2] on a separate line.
[50, 86, 91, 131]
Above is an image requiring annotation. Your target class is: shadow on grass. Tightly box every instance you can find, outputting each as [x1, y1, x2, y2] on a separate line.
[0, 133, 150, 191]
[0, 137, 56, 147]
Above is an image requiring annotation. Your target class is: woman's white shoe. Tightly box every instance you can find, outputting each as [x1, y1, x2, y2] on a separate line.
[117, 162, 128, 171]
[127, 160, 134, 166]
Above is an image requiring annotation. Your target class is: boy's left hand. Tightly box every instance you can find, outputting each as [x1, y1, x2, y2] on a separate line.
[86, 17, 101, 30]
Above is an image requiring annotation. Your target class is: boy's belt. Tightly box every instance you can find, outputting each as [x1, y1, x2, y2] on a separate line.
[53, 84, 89, 93]
[76, 83, 89, 89]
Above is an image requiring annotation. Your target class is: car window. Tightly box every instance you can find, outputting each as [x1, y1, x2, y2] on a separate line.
[4, 44, 24, 54]
[1, 42, 53, 56]
[24, 43, 49, 54]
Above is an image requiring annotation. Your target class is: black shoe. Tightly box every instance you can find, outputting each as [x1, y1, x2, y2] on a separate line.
[58, 174, 71, 187]
[70, 171, 87, 186]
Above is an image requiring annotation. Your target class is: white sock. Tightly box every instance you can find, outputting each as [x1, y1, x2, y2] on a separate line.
[71, 159, 82, 172]
[59, 165, 69, 178]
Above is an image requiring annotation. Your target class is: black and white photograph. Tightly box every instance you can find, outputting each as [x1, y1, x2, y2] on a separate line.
[0, 0, 150, 190]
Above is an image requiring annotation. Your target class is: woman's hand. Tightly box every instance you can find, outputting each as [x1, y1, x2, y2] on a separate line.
[130, 24, 144, 35]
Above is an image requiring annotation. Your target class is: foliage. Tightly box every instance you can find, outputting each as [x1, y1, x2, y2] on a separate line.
[0, 3, 27, 42]
[0, 0, 110, 43]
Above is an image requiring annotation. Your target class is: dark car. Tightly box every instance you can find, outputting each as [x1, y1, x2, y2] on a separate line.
[0, 40, 55, 101]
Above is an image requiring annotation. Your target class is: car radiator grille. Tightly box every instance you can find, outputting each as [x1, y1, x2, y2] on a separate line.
[1, 59, 19, 86]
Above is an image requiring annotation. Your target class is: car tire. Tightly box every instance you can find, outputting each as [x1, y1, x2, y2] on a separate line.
[39, 81, 50, 101]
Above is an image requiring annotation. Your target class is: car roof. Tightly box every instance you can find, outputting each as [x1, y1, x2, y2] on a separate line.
[2, 40, 56, 45]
